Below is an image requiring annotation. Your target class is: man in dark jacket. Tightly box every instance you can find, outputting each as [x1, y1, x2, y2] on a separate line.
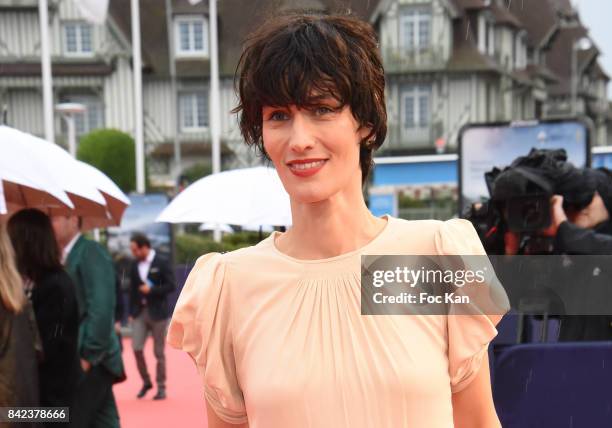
[551, 168, 612, 253]
[129, 233, 175, 400]
[548, 191, 612, 340]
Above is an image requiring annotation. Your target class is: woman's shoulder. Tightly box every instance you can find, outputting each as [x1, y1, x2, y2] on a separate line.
[389, 216, 442, 233]
[188, 235, 299, 289]
[379, 217, 480, 254]
[188, 239, 270, 275]
[390, 216, 474, 230]
[389, 216, 476, 237]
[216, 234, 282, 268]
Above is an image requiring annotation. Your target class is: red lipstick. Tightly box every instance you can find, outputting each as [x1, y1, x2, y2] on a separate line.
[286, 158, 328, 177]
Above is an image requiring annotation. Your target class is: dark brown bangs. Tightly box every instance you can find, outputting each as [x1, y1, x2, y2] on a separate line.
[233, 11, 387, 184]
[247, 21, 352, 110]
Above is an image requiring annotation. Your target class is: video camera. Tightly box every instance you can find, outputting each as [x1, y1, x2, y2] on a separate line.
[466, 148, 611, 254]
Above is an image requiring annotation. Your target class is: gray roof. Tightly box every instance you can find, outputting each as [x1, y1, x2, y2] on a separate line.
[106, 0, 608, 97]
[108, 0, 381, 78]
[508, 0, 563, 48]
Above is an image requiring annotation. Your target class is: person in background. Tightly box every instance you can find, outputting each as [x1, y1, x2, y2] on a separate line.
[0, 222, 40, 428]
[51, 215, 125, 428]
[129, 233, 175, 400]
[113, 254, 130, 352]
[7, 209, 80, 411]
[546, 189, 612, 341]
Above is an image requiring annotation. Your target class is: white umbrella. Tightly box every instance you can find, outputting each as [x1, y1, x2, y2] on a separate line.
[75, 160, 130, 228]
[0, 181, 6, 215]
[156, 166, 292, 226]
[199, 222, 234, 233]
[0, 126, 129, 227]
[0, 126, 75, 215]
[1, 126, 107, 207]
[241, 224, 274, 232]
[198, 223, 275, 233]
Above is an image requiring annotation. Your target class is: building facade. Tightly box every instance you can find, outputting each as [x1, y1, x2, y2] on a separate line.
[0, 0, 609, 189]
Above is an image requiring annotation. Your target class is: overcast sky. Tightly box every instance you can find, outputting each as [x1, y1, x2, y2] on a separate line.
[572, 0, 612, 98]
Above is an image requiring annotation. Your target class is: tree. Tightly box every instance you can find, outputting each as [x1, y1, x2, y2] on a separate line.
[181, 162, 212, 185]
[78, 129, 136, 192]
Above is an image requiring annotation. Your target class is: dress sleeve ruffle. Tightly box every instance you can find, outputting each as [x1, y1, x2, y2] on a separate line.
[167, 253, 247, 424]
[434, 218, 509, 393]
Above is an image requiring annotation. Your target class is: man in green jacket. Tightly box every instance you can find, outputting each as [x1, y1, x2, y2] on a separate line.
[52, 215, 125, 428]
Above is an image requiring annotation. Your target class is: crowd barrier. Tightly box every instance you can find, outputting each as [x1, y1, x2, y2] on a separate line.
[492, 342, 612, 428]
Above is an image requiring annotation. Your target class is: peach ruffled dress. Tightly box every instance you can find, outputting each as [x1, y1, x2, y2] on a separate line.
[167, 216, 504, 427]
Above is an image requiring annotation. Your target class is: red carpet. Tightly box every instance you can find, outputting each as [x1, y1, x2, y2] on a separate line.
[114, 338, 207, 427]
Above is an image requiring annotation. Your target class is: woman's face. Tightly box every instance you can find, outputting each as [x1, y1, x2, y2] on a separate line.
[262, 98, 369, 203]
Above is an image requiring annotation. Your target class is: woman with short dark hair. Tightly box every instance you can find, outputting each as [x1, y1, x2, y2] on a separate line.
[169, 11, 507, 428]
[8, 209, 80, 410]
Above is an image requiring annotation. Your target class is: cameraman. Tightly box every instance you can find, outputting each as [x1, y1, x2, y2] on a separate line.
[548, 192, 612, 254]
[544, 180, 612, 341]
[473, 150, 612, 340]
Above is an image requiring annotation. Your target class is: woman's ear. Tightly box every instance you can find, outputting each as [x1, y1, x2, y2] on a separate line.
[358, 126, 374, 143]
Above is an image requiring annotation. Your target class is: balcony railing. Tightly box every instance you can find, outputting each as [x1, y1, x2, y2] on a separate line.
[0, 0, 39, 7]
[384, 121, 434, 151]
[381, 46, 447, 73]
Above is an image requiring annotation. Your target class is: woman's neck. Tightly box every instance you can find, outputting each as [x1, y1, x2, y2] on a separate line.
[276, 190, 387, 260]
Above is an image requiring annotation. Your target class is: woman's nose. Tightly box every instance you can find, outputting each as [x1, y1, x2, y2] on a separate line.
[288, 113, 315, 152]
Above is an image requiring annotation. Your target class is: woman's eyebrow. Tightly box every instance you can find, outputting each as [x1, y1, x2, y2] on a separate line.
[309, 94, 335, 102]
[305, 95, 343, 106]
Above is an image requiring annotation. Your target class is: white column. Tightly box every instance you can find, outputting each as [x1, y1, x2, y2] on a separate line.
[131, 0, 145, 193]
[165, 0, 181, 186]
[39, 0, 54, 142]
[571, 44, 577, 117]
[477, 14, 486, 54]
[209, 0, 222, 241]
[66, 115, 76, 157]
[210, 0, 221, 175]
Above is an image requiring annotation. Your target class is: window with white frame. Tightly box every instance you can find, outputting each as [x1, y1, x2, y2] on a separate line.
[61, 95, 104, 136]
[63, 22, 93, 56]
[174, 16, 208, 57]
[514, 32, 527, 69]
[477, 14, 486, 53]
[399, 9, 431, 50]
[487, 23, 496, 56]
[179, 92, 208, 131]
[401, 85, 431, 129]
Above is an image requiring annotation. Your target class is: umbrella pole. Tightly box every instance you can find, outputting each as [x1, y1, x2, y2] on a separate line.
[259, 225, 262, 242]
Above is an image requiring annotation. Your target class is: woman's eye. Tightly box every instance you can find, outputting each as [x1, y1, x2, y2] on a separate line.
[314, 106, 335, 116]
[269, 111, 289, 121]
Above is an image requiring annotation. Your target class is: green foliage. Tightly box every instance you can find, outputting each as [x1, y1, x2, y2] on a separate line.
[398, 195, 427, 208]
[182, 162, 212, 184]
[78, 129, 136, 192]
[175, 234, 229, 265]
[175, 231, 271, 264]
[223, 230, 266, 247]
[399, 194, 458, 209]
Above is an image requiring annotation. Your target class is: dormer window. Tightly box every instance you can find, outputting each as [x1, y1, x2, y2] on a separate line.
[63, 22, 93, 57]
[477, 14, 495, 56]
[487, 22, 495, 56]
[514, 31, 528, 69]
[399, 8, 431, 50]
[174, 15, 208, 58]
